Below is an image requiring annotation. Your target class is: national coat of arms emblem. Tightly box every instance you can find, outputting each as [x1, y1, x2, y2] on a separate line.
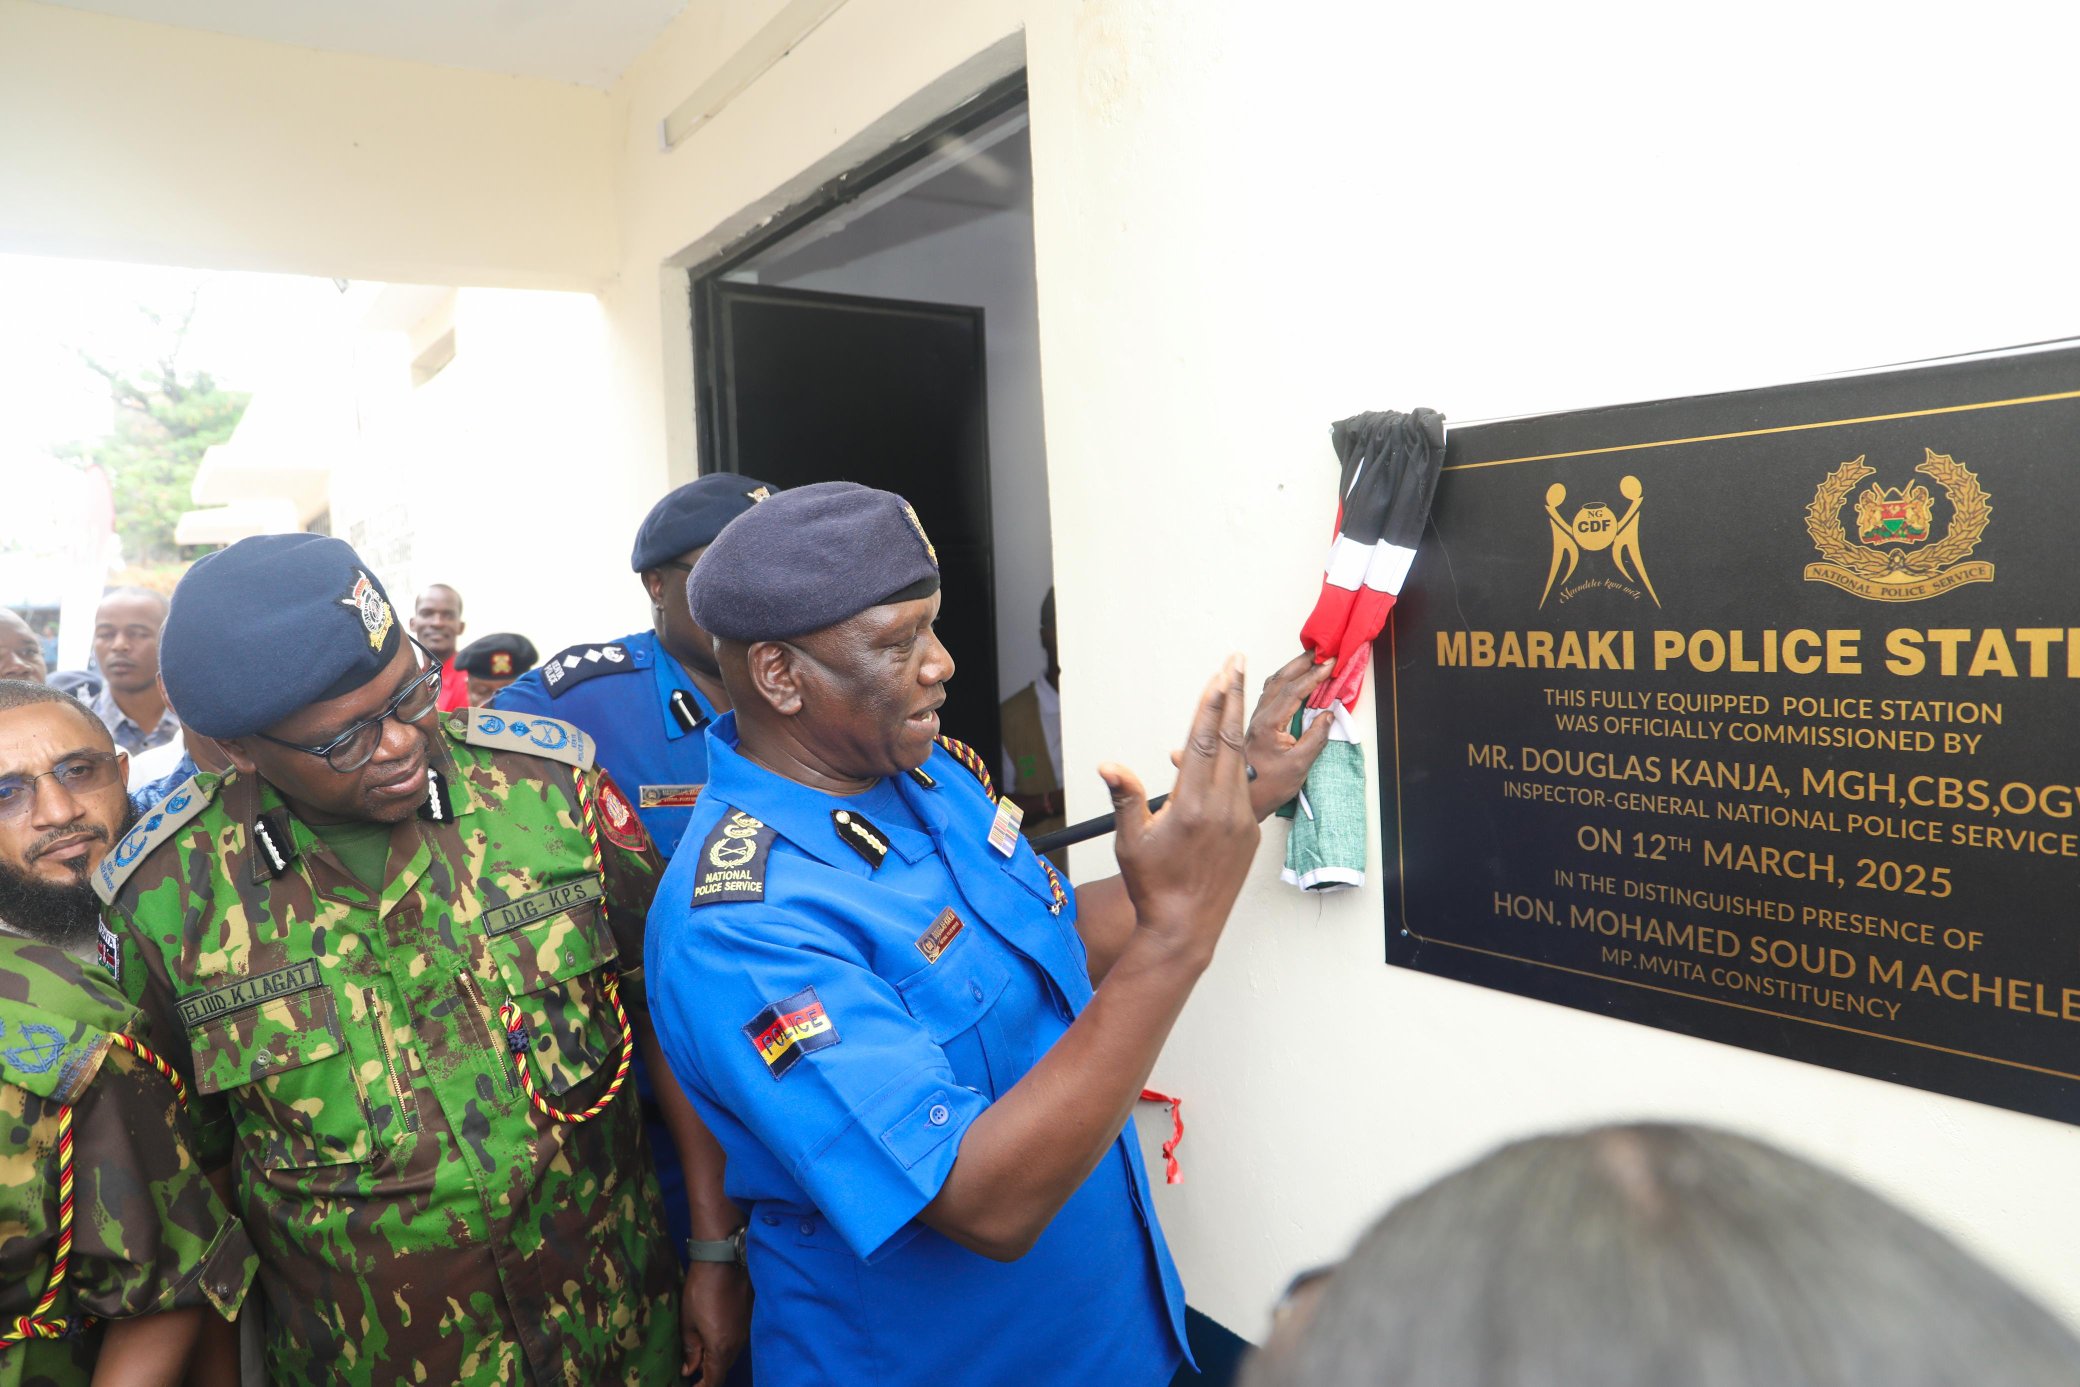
[1804, 449, 1993, 602]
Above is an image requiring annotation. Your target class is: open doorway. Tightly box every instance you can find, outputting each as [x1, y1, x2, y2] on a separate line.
[689, 78, 1048, 788]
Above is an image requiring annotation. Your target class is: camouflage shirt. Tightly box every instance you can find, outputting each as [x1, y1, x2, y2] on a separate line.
[95, 711, 680, 1387]
[0, 934, 254, 1387]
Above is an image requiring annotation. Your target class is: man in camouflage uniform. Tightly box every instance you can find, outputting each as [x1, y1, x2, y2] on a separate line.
[93, 536, 745, 1386]
[0, 679, 254, 1387]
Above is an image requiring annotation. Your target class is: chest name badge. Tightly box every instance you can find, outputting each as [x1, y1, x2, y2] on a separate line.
[915, 908, 965, 964]
[743, 986, 839, 1079]
[986, 797, 1025, 857]
[832, 809, 889, 869]
[639, 784, 704, 809]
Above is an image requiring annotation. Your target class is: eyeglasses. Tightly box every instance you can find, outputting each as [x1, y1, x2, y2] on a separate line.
[255, 649, 443, 773]
[0, 752, 126, 822]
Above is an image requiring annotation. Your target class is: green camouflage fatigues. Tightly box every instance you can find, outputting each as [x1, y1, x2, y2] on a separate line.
[94, 711, 681, 1386]
[0, 933, 254, 1387]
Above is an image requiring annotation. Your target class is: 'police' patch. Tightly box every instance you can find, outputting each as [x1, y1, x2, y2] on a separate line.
[97, 920, 122, 982]
[178, 960, 325, 1030]
[94, 774, 218, 905]
[743, 986, 838, 1079]
[831, 809, 889, 869]
[915, 908, 965, 964]
[539, 643, 634, 698]
[462, 710, 595, 770]
[640, 784, 703, 809]
[693, 810, 774, 905]
[595, 776, 647, 851]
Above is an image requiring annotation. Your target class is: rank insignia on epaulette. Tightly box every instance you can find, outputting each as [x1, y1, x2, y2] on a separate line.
[693, 810, 774, 905]
[463, 710, 595, 769]
[831, 809, 888, 869]
[743, 986, 838, 1079]
[251, 808, 298, 881]
[540, 643, 634, 697]
[94, 774, 217, 905]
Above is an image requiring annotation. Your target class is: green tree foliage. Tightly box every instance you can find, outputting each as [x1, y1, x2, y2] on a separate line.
[56, 295, 249, 566]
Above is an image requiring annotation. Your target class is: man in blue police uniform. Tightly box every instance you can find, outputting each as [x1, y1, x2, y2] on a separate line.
[646, 482, 1333, 1384]
[494, 473, 772, 1273]
[493, 474, 773, 856]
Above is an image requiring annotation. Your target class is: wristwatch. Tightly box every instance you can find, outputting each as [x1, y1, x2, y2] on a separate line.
[686, 1227, 748, 1266]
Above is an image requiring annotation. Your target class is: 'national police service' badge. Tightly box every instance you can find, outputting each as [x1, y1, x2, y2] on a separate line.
[340, 569, 395, 650]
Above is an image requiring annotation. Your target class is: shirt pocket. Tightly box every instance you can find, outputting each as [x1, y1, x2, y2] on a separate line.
[895, 933, 1012, 1095]
[485, 890, 623, 1097]
[188, 987, 374, 1170]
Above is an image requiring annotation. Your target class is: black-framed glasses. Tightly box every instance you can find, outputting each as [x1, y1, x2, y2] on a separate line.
[255, 645, 443, 773]
[0, 752, 125, 822]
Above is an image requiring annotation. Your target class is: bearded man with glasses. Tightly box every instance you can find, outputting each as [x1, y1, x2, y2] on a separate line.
[0, 679, 256, 1386]
[92, 535, 744, 1387]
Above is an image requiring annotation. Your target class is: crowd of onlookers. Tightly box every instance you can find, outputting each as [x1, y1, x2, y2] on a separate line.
[8, 577, 2080, 1384]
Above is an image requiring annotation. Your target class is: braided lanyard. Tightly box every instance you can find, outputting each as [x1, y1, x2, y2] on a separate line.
[494, 770, 633, 1125]
[4, 1033, 187, 1346]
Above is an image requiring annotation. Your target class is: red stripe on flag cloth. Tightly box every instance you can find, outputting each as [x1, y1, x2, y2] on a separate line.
[1139, 1089, 1185, 1184]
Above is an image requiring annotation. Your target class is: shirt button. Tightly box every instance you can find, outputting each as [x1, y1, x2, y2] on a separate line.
[761, 1215, 780, 1227]
[798, 1219, 815, 1236]
[928, 1104, 950, 1126]
[968, 981, 984, 1002]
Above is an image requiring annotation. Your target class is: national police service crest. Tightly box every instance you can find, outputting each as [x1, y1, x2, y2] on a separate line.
[339, 569, 395, 650]
[1804, 449, 1994, 602]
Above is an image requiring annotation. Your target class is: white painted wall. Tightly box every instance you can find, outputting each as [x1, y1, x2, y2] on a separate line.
[9, 0, 2080, 1351]
[0, 0, 614, 289]
[329, 287, 652, 656]
[757, 195, 1055, 702]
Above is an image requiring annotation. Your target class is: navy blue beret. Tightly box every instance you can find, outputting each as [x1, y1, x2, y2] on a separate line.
[162, 534, 405, 738]
[629, 474, 776, 572]
[688, 481, 941, 642]
[456, 632, 539, 678]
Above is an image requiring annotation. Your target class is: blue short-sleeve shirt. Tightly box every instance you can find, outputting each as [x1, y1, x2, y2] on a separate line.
[647, 716, 1189, 1385]
[491, 629, 717, 857]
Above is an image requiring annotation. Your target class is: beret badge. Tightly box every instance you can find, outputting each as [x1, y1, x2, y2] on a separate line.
[340, 570, 395, 651]
[900, 503, 938, 567]
[490, 651, 514, 675]
[746, 486, 772, 503]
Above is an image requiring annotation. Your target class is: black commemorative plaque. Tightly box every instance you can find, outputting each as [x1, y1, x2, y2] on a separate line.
[1381, 345, 2080, 1124]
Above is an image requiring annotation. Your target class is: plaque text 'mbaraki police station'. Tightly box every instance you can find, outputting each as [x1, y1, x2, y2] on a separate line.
[1382, 345, 2080, 1124]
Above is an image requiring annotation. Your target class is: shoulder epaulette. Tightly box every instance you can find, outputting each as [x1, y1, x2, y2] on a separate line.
[94, 773, 219, 906]
[0, 995, 109, 1104]
[455, 708, 596, 770]
[690, 808, 777, 907]
[538, 642, 641, 698]
[934, 736, 997, 800]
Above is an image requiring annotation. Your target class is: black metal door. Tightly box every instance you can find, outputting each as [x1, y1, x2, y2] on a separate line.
[698, 281, 1002, 776]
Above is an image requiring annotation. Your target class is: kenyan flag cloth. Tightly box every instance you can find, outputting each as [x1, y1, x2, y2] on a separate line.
[1285, 409, 1446, 890]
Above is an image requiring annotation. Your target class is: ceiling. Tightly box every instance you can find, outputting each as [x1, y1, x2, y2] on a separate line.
[37, 0, 689, 89]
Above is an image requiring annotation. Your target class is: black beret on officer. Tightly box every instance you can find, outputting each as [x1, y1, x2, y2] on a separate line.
[687, 481, 940, 643]
[161, 533, 403, 738]
[455, 633, 540, 680]
[629, 473, 777, 572]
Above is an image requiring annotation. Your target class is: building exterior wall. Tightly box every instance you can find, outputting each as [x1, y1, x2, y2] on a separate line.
[3, 0, 2080, 1345]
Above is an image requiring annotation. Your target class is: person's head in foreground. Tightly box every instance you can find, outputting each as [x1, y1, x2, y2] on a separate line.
[162, 534, 437, 826]
[690, 481, 948, 783]
[0, 679, 132, 947]
[1242, 1121, 2080, 1387]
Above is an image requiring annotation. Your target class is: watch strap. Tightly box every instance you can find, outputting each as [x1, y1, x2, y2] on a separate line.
[686, 1227, 747, 1265]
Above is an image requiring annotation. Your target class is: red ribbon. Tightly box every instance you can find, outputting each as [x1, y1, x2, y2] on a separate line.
[1138, 1088, 1185, 1184]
